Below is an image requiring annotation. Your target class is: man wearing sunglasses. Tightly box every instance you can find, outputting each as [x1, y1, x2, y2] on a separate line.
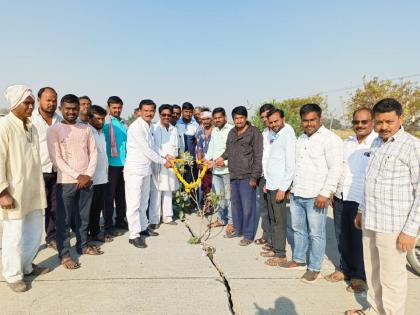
[325, 108, 376, 293]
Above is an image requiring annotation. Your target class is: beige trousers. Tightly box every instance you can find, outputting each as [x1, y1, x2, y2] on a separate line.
[363, 228, 407, 315]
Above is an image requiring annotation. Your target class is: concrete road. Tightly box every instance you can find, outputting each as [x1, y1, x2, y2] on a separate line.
[0, 208, 419, 315]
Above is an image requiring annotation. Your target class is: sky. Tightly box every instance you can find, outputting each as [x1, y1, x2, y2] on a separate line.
[1, 0, 420, 119]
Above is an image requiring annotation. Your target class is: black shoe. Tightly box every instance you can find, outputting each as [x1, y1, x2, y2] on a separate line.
[140, 229, 159, 237]
[149, 224, 160, 230]
[114, 222, 129, 230]
[129, 237, 147, 248]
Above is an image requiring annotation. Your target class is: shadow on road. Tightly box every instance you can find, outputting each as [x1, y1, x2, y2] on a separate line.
[254, 297, 297, 315]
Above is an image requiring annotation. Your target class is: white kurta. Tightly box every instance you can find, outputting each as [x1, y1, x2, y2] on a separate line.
[151, 122, 181, 191]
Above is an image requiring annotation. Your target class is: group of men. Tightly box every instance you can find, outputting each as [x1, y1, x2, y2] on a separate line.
[0, 84, 418, 315]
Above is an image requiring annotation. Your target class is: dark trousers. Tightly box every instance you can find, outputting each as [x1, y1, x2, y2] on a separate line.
[333, 196, 366, 280]
[43, 172, 58, 243]
[56, 184, 93, 258]
[89, 184, 107, 237]
[231, 178, 257, 241]
[258, 177, 271, 243]
[105, 166, 126, 230]
[267, 190, 287, 257]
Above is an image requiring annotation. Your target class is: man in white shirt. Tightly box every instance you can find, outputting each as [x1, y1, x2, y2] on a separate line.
[280, 103, 343, 284]
[262, 109, 296, 267]
[32, 87, 62, 250]
[325, 108, 376, 293]
[88, 105, 111, 243]
[254, 104, 275, 248]
[124, 99, 173, 249]
[149, 105, 181, 227]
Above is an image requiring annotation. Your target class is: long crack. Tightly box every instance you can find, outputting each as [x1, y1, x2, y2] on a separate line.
[184, 221, 235, 315]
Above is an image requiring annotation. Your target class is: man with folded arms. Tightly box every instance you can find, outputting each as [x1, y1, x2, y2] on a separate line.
[125, 99, 173, 248]
[48, 94, 99, 270]
[262, 109, 296, 266]
[0, 85, 50, 292]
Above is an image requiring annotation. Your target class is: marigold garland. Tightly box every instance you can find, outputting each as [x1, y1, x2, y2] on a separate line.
[170, 159, 208, 193]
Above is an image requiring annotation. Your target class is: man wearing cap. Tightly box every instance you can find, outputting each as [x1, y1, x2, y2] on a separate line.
[0, 85, 50, 292]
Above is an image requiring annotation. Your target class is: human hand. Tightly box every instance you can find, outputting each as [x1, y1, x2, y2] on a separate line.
[0, 190, 15, 210]
[77, 175, 92, 189]
[275, 190, 285, 203]
[354, 213, 362, 230]
[263, 185, 267, 193]
[249, 178, 257, 188]
[314, 195, 328, 209]
[164, 161, 172, 168]
[165, 154, 175, 161]
[215, 157, 225, 167]
[397, 232, 417, 252]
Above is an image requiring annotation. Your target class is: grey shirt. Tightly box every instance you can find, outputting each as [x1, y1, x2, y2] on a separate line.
[222, 123, 263, 181]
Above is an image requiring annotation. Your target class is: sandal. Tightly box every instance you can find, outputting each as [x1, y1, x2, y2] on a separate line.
[61, 257, 81, 270]
[346, 279, 367, 293]
[260, 250, 276, 257]
[265, 257, 287, 266]
[82, 245, 104, 255]
[254, 238, 268, 245]
[208, 220, 225, 228]
[262, 243, 273, 251]
[324, 270, 347, 282]
[344, 310, 370, 315]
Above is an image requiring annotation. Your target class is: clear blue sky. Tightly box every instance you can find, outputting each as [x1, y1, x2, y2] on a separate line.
[1, 0, 419, 119]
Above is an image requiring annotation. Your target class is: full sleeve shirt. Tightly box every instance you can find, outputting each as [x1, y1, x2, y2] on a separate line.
[205, 123, 233, 175]
[335, 131, 377, 203]
[90, 126, 108, 186]
[221, 124, 263, 181]
[265, 126, 296, 191]
[31, 109, 62, 173]
[47, 122, 98, 184]
[0, 113, 47, 220]
[359, 129, 420, 237]
[292, 125, 343, 198]
[124, 117, 166, 176]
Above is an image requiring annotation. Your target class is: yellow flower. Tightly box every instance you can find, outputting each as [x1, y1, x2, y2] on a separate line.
[171, 159, 208, 193]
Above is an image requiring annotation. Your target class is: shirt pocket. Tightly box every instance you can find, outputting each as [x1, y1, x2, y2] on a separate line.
[379, 154, 407, 181]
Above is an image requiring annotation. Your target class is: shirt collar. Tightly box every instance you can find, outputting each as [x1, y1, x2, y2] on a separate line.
[9, 112, 32, 130]
[380, 127, 405, 143]
[34, 108, 61, 123]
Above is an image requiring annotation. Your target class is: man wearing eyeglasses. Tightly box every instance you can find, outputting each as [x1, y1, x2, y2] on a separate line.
[325, 108, 377, 293]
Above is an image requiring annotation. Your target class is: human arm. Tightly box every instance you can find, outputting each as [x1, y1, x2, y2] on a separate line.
[0, 127, 14, 209]
[47, 127, 80, 180]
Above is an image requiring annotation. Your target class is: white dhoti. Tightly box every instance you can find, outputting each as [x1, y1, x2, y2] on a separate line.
[1, 209, 43, 283]
[149, 164, 178, 224]
[124, 172, 151, 239]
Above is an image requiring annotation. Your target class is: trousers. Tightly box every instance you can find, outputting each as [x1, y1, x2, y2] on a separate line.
[125, 172, 151, 239]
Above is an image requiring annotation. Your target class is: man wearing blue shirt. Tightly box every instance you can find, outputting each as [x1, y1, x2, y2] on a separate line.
[103, 96, 128, 236]
[262, 109, 296, 266]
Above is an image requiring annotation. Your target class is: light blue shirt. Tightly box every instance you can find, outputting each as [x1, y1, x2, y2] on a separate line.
[265, 125, 296, 191]
[103, 116, 127, 167]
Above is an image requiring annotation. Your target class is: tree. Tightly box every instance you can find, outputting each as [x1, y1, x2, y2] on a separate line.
[251, 95, 327, 135]
[345, 76, 420, 131]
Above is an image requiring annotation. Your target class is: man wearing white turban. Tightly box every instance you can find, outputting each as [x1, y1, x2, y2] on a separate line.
[0, 85, 51, 292]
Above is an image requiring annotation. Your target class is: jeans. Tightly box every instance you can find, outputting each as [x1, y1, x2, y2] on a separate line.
[333, 196, 365, 280]
[290, 194, 328, 272]
[105, 166, 126, 230]
[267, 190, 287, 257]
[212, 173, 232, 225]
[43, 172, 58, 243]
[258, 177, 271, 243]
[231, 178, 257, 240]
[56, 184, 93, 258]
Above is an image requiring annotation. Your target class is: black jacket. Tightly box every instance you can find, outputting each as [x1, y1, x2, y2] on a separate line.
[222, 123, 263, 181]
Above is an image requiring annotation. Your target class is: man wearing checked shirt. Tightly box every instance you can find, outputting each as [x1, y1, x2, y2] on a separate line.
[346, 98, 420, 315]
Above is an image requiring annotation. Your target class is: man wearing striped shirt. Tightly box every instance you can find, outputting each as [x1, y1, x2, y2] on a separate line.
[347, 98, 420, 315]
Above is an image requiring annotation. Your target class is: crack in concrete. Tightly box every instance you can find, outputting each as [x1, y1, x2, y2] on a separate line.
[184, 222, 236, 315]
